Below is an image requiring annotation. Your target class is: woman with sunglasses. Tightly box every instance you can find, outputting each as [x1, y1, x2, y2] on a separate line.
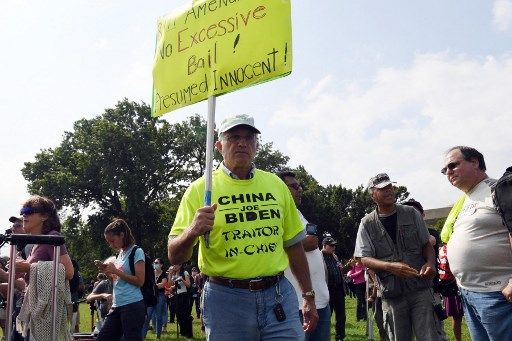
[14, 195, 75, 340]
[143, 258, 168, 339]
[15, 195, 74, 281]
[95, 218, 146, 341]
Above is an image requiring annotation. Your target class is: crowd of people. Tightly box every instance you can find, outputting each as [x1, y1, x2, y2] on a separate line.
[0, 114, 511, 341]
[167, 115, 511, 341]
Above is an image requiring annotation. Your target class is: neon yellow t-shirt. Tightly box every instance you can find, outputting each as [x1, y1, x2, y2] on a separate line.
[170, 168, 304, 279]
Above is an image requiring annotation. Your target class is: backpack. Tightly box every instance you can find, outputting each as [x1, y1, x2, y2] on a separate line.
[492, 166, 512, 234]
[128, 245, 157, 307]
[436, 245, 459, 297]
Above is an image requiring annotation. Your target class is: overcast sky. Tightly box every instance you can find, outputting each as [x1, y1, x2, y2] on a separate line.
[1, 0, 512, 231]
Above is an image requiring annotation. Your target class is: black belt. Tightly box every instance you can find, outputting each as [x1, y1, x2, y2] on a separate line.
[209, 272, 284, 291]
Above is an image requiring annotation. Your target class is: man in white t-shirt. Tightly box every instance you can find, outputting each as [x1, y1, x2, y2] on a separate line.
[442, 146, 512, 340]
[280, 171, 331, 341]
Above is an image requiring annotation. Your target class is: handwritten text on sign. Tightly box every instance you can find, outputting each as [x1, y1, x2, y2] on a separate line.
[152, 0, 292, 117]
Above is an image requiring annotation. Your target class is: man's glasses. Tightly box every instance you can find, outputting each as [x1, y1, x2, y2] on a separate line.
[20, 207, 45, 216]
[224, 134, 257, 143]
[441, 160, 462, 175]
[287, 183, 302, 191]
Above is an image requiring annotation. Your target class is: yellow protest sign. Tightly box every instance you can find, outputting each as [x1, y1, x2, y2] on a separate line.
[152, 0, 292, 117]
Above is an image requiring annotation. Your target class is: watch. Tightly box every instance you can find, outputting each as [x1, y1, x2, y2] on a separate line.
[302, 290, 315, 299]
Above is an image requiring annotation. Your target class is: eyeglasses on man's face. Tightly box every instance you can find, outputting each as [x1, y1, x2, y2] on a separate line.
[223, 134, 257, 143]
[441, 160, 463, 175]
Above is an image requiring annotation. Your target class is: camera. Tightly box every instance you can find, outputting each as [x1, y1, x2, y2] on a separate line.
[305, 223, 318, 236]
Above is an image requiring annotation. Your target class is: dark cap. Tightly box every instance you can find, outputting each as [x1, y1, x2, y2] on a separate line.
[322, 236, 337, 246]
[367, 173, 396, 192]
[9, 216, 21, 223]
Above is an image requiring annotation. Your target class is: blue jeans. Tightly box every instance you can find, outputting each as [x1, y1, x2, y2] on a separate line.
[202, 277, 304, 341]
[459, 288, 512, 341]
[143, 292, 167, 338]
[152, 292, 168, 330]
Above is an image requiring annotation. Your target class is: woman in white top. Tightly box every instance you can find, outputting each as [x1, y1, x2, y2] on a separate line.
[168, 264, 192, 338]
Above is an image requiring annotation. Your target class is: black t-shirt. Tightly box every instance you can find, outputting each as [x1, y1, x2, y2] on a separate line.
[379, 211, 398, 244]
[156, 272, 166, 293]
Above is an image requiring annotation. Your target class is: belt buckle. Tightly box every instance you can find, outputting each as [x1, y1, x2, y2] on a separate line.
[249, 278, 263, 291]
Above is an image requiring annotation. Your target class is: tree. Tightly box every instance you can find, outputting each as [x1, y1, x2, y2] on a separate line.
[24, 100, 194, 243]
[254, 141, 290, 173]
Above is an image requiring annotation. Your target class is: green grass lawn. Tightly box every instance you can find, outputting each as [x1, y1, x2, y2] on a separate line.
[75, 296, 469, 340]
[334, 295, 470, 341]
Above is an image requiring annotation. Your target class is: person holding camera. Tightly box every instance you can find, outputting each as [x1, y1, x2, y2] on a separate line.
[354, 174, 440, 341]
[86, 271, 113, 334]
[279, 171, 331, 341]
[168, 263, 192, 338]
[0, 216, 27, 340]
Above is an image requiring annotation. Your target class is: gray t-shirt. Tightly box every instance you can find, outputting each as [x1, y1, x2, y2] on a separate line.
[92, 279, 113, 318]
[447, 178, 512, 292]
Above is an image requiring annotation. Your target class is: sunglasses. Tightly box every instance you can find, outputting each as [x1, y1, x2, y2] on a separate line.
[441, 160, 463, 175]
[287, 183, 302, 191]
[20, 206, 46, 216]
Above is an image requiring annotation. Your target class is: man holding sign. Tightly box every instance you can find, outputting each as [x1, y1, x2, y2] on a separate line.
[168, 114, 318, 340]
